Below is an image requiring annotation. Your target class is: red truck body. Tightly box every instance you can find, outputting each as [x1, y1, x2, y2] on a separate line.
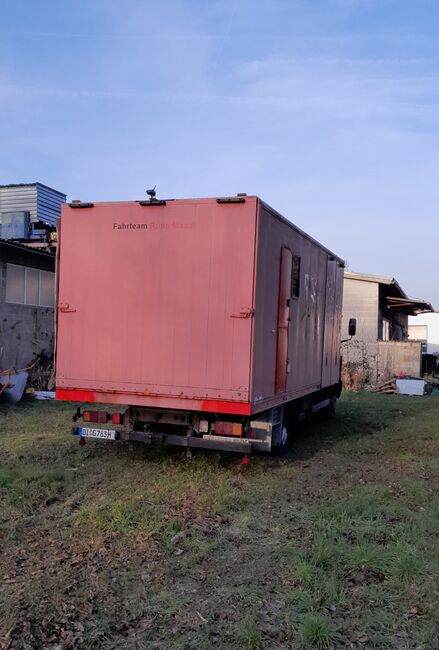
[55, 196, 344, 453]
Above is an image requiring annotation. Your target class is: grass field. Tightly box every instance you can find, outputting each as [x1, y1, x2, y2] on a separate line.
[1, 393, 439, 649]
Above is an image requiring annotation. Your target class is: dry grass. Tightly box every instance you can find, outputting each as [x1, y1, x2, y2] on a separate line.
[1, 393, 439, 648]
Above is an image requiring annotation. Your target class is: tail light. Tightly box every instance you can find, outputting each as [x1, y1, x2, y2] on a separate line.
[83, 411, 109, 424]
[212, 421, 242, 437]
[82, 411, 124, 424]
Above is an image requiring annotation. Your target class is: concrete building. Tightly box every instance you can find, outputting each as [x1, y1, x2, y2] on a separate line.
[0, 183, 65, 386]
[0, 240, 55, 375]
[341, 271, 433, 390]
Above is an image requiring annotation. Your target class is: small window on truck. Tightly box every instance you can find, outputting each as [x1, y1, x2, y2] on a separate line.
[291, 255, 300, 298]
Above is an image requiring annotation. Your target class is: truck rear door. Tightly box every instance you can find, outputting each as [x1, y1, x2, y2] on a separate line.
[55, 198, 257, 406]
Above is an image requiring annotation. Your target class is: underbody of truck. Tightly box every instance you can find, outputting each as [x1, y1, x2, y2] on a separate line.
[70, 384, 341, 454]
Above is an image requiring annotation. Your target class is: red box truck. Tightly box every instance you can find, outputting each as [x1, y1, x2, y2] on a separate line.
[55, 195, 346, 453]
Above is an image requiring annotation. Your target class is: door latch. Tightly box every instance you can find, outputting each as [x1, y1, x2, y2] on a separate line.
[230, 309, 255, 319]
[58, 303, 77, 313]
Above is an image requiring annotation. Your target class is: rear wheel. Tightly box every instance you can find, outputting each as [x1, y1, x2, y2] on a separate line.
[319, 396, 336, 419]
[271, 406, 292, 454]
[272, 423, 289, 455]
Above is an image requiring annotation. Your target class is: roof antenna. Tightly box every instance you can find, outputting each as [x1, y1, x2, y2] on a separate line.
[138, 186, 165, 207]
[146, 186, 156, 202]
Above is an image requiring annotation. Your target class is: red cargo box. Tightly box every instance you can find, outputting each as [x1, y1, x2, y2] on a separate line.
[56, 196, 344, 418]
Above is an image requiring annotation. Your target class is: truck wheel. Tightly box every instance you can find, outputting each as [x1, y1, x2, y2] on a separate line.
[280, 424, 289, 448]
[320, 397, 336, 419]
[272, 423, 289, 455]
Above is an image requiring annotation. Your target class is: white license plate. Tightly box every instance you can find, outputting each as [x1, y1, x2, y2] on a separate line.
[79, 427, 116, 440]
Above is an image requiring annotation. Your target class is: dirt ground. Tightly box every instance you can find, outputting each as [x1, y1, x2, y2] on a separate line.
[1, 393, 439, 649]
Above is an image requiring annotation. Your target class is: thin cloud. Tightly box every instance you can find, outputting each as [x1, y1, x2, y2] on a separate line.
[0, 30, 437, 43]
[1, 0, 438, 307]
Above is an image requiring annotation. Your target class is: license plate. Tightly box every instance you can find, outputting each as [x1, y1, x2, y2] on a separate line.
[79, 427, 116, 440]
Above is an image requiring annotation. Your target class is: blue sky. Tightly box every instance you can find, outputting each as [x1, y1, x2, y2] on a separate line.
[1, 0, 438, 307]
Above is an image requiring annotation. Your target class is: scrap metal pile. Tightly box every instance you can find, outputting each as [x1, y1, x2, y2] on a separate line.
[372, 375, 438, 396]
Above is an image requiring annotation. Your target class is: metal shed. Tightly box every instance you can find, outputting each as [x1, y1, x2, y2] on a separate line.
[0, 183, 66, 227]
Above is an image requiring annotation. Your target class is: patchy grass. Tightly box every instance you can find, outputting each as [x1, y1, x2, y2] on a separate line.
[0, 393, 439, 648]
[302, 613, 333, 649]
[238, 618, 263, 649]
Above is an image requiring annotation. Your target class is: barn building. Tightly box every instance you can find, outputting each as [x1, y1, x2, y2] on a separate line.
[341, 271, 433, 390]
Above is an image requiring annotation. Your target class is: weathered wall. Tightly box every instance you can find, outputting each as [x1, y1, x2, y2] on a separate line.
[253, 204, 343, 407]
[0, 244, 55, 376]
[0, 302, 54, 369]
[377, 340, 422, 382]
[341, 278, 379, 389]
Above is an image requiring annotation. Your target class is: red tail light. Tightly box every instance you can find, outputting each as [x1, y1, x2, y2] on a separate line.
[83, 410, 109, 423]
[212, 421, 242, 437]
[111, 413, 122, 425]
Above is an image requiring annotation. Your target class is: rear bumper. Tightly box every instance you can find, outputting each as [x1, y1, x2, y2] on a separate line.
[58, 388, 252, 416]
[72, 426, 253, 454]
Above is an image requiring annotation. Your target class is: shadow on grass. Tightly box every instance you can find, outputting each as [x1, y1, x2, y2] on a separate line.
[284, 392, 434, 462]
[1, 393, 435, 469]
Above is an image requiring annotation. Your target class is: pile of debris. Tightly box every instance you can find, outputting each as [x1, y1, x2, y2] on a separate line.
[0, 353, 55, 404]
[373, 378, 398, 394]
[0, 369, 29, 403]
[373, 376, 427, 396]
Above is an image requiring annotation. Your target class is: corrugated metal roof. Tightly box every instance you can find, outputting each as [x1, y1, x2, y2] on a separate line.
[385, 296, 433, 315]
[344, 270, 399, 287]
[344, 271, 433, 314]
[0, 182, 65, 197]
[344, 270, 407, 300]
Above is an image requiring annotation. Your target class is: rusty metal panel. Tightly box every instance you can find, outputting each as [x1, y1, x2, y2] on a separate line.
[251, 203, 342, 411]
[321, 259, 336, 387]
[331, 263, 344, 385]
[56, 198, 257, 405]
[322, 259, 344, 387]
[275, 247, 293, 393]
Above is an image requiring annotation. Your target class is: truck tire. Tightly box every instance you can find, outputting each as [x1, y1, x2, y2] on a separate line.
[320, 397, 336, 419]
[272, 423, 289, 455]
